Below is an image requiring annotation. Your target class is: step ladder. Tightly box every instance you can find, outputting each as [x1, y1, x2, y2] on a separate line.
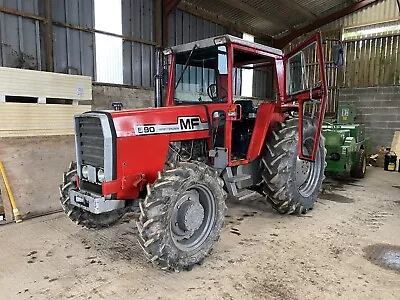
[223, 167, 262, 201]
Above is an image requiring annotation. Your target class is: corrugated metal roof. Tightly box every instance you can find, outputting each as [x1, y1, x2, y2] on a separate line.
[180, 0, 356, 38]
[323, 0, 399, 30]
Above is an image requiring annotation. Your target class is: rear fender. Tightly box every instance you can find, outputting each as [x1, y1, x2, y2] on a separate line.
[246, 103, 283, 161]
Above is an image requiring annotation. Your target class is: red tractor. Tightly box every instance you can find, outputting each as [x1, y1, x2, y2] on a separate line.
[61, 33, 339, 271]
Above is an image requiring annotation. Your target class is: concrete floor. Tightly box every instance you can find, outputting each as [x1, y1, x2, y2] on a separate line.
[1, 167, 399, 300]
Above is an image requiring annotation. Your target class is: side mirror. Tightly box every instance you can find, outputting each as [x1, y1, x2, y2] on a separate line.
[332, 44, 345, 67]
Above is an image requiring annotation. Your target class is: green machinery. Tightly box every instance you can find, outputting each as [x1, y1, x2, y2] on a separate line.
[322, 104, 371, 178]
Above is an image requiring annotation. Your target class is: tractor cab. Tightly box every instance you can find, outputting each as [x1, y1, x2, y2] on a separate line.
[162, 34, 328, 164]
[163, 35, 285, 163]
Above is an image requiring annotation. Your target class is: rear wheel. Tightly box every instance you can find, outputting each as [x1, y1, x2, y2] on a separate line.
[59, 162, 126, 229]
[261, 117, 326, 214]
[136, 162, 226, 271]
[350, 148, 367, 178]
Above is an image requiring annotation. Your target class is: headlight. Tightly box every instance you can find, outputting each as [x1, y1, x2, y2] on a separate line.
[97, 169, 105, 183]
[82, 165, 89, 178]
[214, 36, 227, 45]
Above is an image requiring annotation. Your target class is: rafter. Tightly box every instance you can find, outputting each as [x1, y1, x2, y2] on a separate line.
[162, 0, 182, 46]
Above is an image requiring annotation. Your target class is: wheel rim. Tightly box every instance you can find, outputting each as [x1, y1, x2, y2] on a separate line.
[170, 184, 216, 251]
[295, 137, 322, 198]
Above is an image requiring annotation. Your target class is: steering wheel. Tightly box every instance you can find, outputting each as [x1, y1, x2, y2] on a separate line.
[207, 84, 228, 102]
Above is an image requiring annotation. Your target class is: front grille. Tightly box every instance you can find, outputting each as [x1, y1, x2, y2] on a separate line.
[77, 117, 104, 167]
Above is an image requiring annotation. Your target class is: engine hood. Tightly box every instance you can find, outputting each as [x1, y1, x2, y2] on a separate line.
[106, 106, 210, 138]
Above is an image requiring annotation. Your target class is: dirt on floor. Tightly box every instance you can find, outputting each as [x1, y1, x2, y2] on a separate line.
[0, 167, 399, 300]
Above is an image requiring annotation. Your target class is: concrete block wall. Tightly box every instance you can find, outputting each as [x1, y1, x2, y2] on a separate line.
[92, 84, 154, 110]
[339, 86, 400, 151]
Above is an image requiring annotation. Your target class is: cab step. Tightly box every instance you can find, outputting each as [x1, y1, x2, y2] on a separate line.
[235, 189, 261, 201]
[226, 174, 252, 183]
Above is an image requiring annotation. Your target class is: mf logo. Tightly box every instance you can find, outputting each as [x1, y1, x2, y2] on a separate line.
[179, 117, 201, 130]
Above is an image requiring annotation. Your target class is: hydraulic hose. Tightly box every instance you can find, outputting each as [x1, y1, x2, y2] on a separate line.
[0, 161, 22, 223]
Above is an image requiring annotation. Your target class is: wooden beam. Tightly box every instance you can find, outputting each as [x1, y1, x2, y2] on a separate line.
[164, 0, 181, 16]
[0, 6, 45, 21]
[177, 2, 273, 42]
[52, 21, 157, 46]
[217, 0, 290, 30]
[278, 0, 317, 20]
[275, 0, 382, 48]
[163, 0, 182, 46]
[44, 0, 53, 72]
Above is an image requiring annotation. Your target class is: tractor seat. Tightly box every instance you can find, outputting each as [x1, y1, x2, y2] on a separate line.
[235, 100, 257, 119]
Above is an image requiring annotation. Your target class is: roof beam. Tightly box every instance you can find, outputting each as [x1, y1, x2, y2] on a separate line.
[164, 0, 181, 16]
[217, 0, 291, 30]
[162, 0, 182, 46]
[177, 2, 274, 42]
[278, 0, 317, 20]
[275, 0, 382, 48]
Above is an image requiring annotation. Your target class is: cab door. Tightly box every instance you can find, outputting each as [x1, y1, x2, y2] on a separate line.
[284, 33, 328, 161]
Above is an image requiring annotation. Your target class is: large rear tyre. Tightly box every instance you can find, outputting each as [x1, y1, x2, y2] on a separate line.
[262, 117, 326, 214]
[59, 162, 126, 229]
[136, 162, 227, 271]
[350, 148, 367, 179]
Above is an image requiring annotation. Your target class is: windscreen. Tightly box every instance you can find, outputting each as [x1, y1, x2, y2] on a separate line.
[174, 46, 228, 103]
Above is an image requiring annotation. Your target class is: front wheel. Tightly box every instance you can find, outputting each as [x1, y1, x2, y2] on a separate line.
[136, 162, 227, 271]
[60, 162, 126, 229]
[261, 117, 326, 214]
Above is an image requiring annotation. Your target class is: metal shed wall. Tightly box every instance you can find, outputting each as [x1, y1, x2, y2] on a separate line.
[0, 0, 42, 70]
[0, 0, 158, 88]
[322, 0, 400, 88]
[168, 9, 241, 46]
[283, 0, 400, 114]
[52, 0, 95, 78]
[168, 9, 243, 95]
[122, 0, 155, 87]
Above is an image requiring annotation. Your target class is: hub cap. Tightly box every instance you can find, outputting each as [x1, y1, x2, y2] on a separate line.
[170, 185, 216, 251]
[295, 137, 322, 198]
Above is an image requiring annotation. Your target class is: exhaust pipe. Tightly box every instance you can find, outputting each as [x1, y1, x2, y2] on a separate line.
[154, 47, 163, 108]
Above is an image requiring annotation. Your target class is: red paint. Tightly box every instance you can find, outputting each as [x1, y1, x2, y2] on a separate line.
[91, 34, 327, 199]
[246, 103, 284, 161]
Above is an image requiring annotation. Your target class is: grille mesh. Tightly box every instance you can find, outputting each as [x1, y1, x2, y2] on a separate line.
[77, 117, 104, 168]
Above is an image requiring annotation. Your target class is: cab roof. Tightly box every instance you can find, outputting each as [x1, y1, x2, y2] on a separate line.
[170, 34, 284, 57]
